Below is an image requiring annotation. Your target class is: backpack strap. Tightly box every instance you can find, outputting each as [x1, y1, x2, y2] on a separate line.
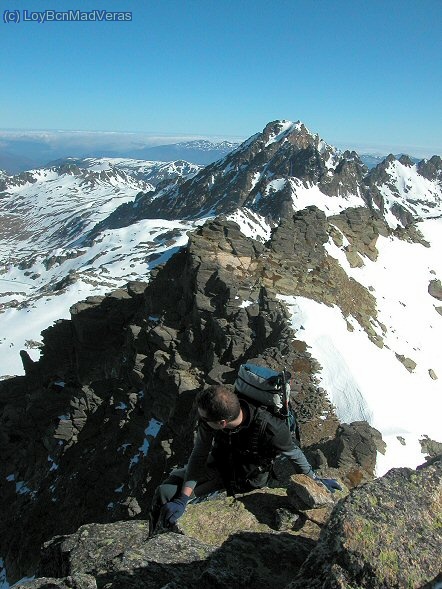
[250, 406, 270, 457]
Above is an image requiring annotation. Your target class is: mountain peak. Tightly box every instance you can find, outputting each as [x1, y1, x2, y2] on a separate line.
[261, 119, 318, 149]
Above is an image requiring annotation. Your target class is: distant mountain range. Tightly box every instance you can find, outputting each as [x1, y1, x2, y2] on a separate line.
[359, 153, 420, 169]
[120, 139, 240, 165]
[45, 157, 203, 187]
[0, 138, 240, 173]
[0, 130, 433, 174]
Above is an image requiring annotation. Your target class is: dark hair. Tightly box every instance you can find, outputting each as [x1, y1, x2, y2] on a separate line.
[196, 385, 240, 422]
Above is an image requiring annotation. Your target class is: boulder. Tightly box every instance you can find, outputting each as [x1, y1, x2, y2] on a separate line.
[286, 457, 442, 589]
[286, 474, 337, 509]
[428, 279, 442, 300]
[36, 499, 316, 589]
[39, 521, 214, 588]
[306, 421, 386, 487]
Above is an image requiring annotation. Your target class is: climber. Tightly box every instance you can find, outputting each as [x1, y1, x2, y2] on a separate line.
[149, 384, 341, 532]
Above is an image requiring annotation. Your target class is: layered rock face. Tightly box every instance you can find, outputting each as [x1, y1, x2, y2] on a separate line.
[0, 205, 392, 581]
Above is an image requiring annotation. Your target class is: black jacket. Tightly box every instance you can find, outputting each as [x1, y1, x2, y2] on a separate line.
[185, 400, 314, 493]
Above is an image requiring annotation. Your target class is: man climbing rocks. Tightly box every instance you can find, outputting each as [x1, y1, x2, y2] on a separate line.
[150, 384, 341, 531]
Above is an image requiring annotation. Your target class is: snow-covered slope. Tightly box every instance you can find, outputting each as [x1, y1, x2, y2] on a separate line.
[0, 160, 203, 378]
[279, 215, 442, 475]
[0, 217, 200, 378]
[0, 164, 153, 253]
[55, 157, 202, 187]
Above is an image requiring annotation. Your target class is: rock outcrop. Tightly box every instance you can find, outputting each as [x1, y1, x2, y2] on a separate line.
[287, 456, 442, 589]
[14, 457, 441, 589]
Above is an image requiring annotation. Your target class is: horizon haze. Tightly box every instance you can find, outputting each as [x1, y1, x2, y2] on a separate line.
[1, 0, 441, 160]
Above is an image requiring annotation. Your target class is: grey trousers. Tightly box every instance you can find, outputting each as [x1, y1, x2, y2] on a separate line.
[150, 464, 225, 530]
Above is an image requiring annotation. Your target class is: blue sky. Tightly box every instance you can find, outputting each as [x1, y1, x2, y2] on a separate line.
[0, 0, 441, 155]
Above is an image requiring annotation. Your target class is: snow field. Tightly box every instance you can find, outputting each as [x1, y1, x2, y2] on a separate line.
[278, 218, 442, 475]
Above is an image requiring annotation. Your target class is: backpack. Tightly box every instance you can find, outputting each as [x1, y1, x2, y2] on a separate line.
[234, 363, 300, 443]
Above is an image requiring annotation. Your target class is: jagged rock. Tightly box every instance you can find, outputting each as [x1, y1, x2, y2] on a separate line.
[302, 507, 334, 526]
[344, 246, 364, 268]
[329, 207, 388, 262]
[33, 513, 316, 589]
[180, 488, 308, 544]
[418, 155, 442, 181]
[419, 436, 442, 459]
[428, 278, 442, 300]
[39, 521, 214, 588]
[304, 422, 385, 488]
[320, 152, 368, 200]
[286, 458, 442, 589]
[286, 474, 337, 509]
[14, 574, 97, 589]
[274, 507, 301, 530]
[196, 530, 314, 589]
[395, 353, 417, 372]
[147, 325, 178, 352]
[428, 368, 438, 380]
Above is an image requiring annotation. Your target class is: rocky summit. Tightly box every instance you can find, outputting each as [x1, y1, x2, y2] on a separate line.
[1, 120, 441, 588]
[97, 119, 442, 231]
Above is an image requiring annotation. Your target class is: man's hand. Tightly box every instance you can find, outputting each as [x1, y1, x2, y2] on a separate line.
[160, 493, 190, 527]
[317, 478, 342, 493]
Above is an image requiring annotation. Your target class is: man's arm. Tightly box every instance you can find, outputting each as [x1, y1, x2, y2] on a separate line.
[269, 415, 342, 492]
[181, 421, 215, 494]
[159, 422, 214, 527]
[281, 445, 316, 478]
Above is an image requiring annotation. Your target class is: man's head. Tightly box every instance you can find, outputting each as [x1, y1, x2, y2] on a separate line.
[196, 385, 241, 429]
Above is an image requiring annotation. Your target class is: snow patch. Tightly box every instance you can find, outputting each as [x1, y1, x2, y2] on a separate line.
[227, 209, 272, 242]
[129, 418, 163, 469]
[288, 178, 364, 214]
[265, 121, 303, 147]
[239, 300, 254, 308]
[278, 293, 441, 476]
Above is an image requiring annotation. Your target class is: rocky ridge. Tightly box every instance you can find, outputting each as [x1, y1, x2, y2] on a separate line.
[1, 200, 440, 586]
[0, 204, 395, 580]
